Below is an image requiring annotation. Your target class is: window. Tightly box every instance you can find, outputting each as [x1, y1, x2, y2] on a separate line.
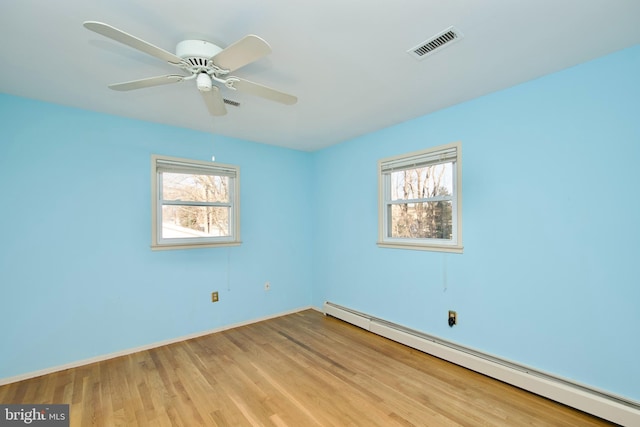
[378, 142, 462, 253]
[151, 155, 240, 250]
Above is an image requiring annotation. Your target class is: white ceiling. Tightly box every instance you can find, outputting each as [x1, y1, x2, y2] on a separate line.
[1, 1, 639, 151]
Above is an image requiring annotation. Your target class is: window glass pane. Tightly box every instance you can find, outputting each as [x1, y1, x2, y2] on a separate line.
[389, 201, 453, 239]
[161, 206, 230, 238]
[162, 173, 229, 203]
[390, 163, 453, 201]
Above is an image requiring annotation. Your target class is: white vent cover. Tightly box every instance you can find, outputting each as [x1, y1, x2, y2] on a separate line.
[223, 99, 240, 107]
[407, 26, 464, 60]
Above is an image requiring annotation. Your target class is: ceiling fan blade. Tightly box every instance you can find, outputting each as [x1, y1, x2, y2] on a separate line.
[201, 86, 227, 116]
[108, 75, 184, 91]
[212, 35, 272, 73]
[231, 78, 297, 105]
[84, 21, 183, 65]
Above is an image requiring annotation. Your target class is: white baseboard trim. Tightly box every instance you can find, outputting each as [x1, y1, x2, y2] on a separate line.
[0, 305, 314, 387]
[324, 301, 640, 427]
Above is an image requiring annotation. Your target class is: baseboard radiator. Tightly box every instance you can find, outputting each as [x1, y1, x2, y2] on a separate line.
[323, 302, 640, 426]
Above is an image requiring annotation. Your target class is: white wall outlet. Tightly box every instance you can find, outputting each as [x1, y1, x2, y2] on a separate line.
[264, 281, 271, 291]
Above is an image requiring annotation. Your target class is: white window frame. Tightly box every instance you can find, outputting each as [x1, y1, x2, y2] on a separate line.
[151, 154, 241, 250]
[378, 142, 463, 253]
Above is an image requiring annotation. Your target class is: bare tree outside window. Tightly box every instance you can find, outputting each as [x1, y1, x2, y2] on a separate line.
[389, 163, 453, 239]
[162, 173, 230, 238]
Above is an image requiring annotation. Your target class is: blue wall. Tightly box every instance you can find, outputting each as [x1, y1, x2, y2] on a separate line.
[1, 44, 639, 402]
[313, 45, 640, 400]
[0, 96, 313, 379]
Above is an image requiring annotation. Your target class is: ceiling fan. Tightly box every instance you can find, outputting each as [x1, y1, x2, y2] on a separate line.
[83, 21, 297, 116]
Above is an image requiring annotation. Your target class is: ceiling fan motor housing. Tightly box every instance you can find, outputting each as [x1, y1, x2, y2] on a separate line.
[176, 40, 223, 66]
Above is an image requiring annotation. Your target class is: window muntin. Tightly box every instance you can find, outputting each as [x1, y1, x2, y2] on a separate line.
[379, 142, 462, 252]
[152, 155, 240, 250]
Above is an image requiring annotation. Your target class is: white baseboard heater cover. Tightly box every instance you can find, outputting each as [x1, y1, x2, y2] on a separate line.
[324, 302, 640, 426]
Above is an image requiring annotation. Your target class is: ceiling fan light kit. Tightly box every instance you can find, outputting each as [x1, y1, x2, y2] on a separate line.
[196, 73, 213, 92]
[83, 21, 297, 117]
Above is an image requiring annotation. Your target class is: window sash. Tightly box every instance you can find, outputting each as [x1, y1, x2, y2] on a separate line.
[158, 171, 234, 207]
[159, 205, 233, 240]
[157, 173, 236, 244]
[382, 163, 458, 245]
[385, 200, 455, 241]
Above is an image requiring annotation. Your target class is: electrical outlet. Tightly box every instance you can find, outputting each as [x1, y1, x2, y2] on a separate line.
[264, 281, 271, 291]
[448, 310, 457, 327]
[211, 291, 219, 302]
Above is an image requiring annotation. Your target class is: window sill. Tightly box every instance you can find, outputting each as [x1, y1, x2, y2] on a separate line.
[377, 241, 463, 254]
[151, 241, 242, 251]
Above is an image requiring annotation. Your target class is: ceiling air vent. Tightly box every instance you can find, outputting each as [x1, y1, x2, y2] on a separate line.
[407, 26, 464, 60]
[223, 99, 240, 107]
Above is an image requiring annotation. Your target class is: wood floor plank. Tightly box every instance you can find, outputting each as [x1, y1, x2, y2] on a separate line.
[0, 310, 615, 426]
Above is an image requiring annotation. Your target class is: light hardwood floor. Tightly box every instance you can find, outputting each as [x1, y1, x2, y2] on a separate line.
[0, 310, 614, 426]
